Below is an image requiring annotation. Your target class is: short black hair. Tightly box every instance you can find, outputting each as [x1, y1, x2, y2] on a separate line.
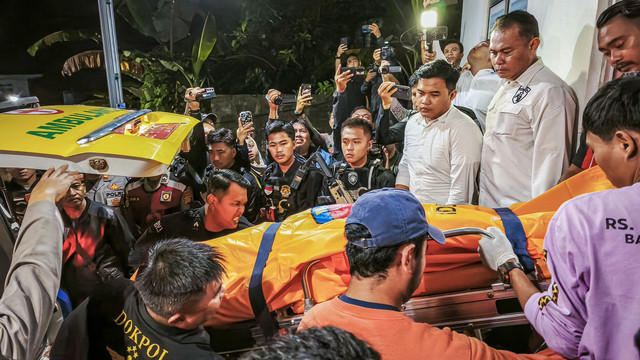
[266, 120, 295, 142]
[239, 326, 381, 360]
[350, 106, 371, 117]
[341, 117, 373, 141]
[135, 238, 226, 318]
[345, 223, 426, 279]
[442, 39, 464, 54]
[597, 0, 640, 28]
[491, 11, 540, 41]
[205, 168, 251, 198]
[206, 128, 236, 148]
[583, 72, 640, 142]
[410, 60, 460, 92]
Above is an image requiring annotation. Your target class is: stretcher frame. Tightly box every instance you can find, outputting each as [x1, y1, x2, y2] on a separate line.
[223, 227, 549, 351]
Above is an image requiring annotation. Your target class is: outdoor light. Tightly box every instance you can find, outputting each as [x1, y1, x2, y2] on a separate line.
[421, 10, 437, 29]
[8, 95, 19, 102]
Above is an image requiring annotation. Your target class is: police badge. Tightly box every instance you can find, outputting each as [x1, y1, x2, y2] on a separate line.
[347, 171, 358, 186]
[281, 185, 292, 198]
[512, 86, 531, 104]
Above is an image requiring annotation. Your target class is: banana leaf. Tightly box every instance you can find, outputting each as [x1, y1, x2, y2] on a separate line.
[28, 30, 100, 57]
[191, 12, 217, 80]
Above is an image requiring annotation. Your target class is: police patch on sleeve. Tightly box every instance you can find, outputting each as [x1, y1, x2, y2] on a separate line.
[160, 191, 172, 202]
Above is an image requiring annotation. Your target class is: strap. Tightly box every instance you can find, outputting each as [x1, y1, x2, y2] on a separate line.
[493, 207, 535, 273]
[248, 222, 282, 338]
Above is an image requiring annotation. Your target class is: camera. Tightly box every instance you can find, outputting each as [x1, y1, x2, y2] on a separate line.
[380, 64, 402, 74]
[361, 25, 371, 34]
[380, 45, 396, 61]
[195, 87, 216, 101]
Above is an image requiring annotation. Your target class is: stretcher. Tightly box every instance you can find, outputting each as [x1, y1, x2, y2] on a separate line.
[204, 166, 614, 352]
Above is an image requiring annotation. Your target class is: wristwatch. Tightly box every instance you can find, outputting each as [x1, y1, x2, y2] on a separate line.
[497, 260, 524, 284]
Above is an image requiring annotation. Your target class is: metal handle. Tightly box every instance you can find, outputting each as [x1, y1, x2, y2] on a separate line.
[442, 227, 493, 239]
[76, 109, 151, 144]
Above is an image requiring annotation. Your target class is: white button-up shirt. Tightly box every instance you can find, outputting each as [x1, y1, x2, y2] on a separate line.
[479, 58, 577, 208]
[397, 106, 483, 205]
[458, 69, 502, 132]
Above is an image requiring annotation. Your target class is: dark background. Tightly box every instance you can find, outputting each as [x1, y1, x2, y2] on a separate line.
[0, 0, 463, 107]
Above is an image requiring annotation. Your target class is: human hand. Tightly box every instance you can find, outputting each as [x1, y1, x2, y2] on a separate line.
[382, 146, 390, 169]
[185, 87, 205, 111]
[265, 89, 282, 112]
[377, 81, 397, 109]
[334, 65, 354, 93]
[29, 165, 83, 204]
[422, 43, 436, 64]
[296, 87, 313, 114]
[365, 69, 376, 82]
[369, 23, 381, 38]
[236, 117, 255, 145]
[461, 62, 471, 73]
[373, 49, 381, 65]
[478, 227, 518, 271]
[337, 44, 347, 57]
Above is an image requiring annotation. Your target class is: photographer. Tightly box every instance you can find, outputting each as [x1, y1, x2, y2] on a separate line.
[361, 47, 400, 121]
[182, 87, 216, 176]
[293, 86, 332, 164]
[335, 44, 367, 111]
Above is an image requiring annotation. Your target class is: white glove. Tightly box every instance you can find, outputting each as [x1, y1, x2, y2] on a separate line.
[478, 227, 518, 271]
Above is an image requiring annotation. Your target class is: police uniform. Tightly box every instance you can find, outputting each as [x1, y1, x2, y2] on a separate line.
[228, 160, 264, 225]
[331, 158, 396, 202]
[50, 278, 223, 360]
[261, 153, 325, 221]
[85, 175, 128, 208]
[5, 176, 39, 225]
[123, 172, 190, 237]
[128, 206, 253, 271]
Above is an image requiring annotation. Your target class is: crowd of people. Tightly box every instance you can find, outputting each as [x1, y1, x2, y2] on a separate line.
[2, 2, 640, 359]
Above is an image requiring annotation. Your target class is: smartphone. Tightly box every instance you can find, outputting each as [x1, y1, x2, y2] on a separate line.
[300, 83, 312, 96]
[239, 111, 253, 127]
[340, 37, 348, 47]
[340, 67, 366, 77]
[390, 85, 411, 101]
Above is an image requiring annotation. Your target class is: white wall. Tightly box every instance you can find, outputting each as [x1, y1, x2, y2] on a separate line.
[460, 0, 612, 120]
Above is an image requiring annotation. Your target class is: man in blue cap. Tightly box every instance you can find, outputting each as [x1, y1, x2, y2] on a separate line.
[299, 188, 548, 359]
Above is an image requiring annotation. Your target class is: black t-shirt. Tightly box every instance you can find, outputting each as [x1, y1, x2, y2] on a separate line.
[129, 206, 253, 271]
[51, 279, 222, 360]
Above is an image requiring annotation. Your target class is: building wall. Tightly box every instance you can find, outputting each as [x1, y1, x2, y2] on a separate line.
[459, 0, 613, 123]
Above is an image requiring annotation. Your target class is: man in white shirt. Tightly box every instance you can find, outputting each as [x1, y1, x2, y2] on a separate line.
[453, 41, 502, 132]
[389, 60, 483, 205]
[479, 11, 578, 208]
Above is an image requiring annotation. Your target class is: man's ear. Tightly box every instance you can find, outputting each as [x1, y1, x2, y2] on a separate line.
[529, 37, 541, 52]
[616, 130, 638, 159]
[232, 147, 237, 157]
[449, 89, 457, 101]
[398, 243, 417, 273]
[167, 313, 184, 326]
[367, 139, 373, 151]
[207, 193, 218, 207]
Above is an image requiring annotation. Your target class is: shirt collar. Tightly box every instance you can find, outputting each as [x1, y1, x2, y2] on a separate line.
[339, 294, 401, 312]
[420, 105, 454, 124]
[508, 57, 544, 87]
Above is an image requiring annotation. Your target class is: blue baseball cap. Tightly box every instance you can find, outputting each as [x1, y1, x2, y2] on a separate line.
[346, 188, 446, 248]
